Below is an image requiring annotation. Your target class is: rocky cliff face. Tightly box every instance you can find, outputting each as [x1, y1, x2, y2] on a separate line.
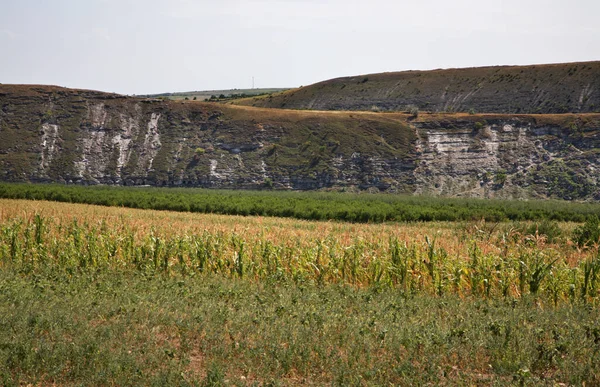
[0, 85, 416, 191]
[413, 115, 600, 200]
[1, 85, 599, 200]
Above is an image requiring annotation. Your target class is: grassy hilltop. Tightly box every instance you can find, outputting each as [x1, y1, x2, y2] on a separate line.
[236, 61, 600, 114]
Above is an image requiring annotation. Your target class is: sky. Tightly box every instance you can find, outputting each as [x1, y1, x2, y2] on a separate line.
[1, 0, 599, 95]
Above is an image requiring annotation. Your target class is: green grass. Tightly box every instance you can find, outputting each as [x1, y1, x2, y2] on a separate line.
[1, 268, 600, 385]
[1, 183, 599, 223]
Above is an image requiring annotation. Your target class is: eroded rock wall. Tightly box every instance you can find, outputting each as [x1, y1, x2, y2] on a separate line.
[1, 85, 599, 200]
[413, 117, 600, 199]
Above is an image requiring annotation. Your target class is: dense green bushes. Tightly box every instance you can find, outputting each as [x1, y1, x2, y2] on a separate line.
[573, 216, 600, 247]
[0, 183, 599, 223]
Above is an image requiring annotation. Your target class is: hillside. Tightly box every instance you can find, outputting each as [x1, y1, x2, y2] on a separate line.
[236, 61, 600, 114]
[1, 84, 599, 199]
[0, 85, 416, 191]
[139, 88, 289, 101]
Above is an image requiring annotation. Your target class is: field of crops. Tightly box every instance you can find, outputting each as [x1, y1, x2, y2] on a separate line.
[1, 183, 600, 223]
[1, 199, 600, 385]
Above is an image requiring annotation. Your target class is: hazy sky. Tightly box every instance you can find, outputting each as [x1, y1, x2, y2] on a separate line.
[1, 0, 599, 95]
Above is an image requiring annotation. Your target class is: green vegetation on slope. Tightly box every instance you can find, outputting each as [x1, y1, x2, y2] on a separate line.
[238, 61, 600, 114]
[1, 183, 599, 222]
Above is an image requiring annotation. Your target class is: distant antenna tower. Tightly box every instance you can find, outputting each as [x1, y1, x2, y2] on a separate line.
[252, 76, 255, 89]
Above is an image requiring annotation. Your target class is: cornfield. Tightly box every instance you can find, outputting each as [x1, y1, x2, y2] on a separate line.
[2, 199, 598, 305]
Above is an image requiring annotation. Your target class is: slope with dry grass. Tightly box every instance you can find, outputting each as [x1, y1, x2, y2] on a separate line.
[237, 61, 600, 114]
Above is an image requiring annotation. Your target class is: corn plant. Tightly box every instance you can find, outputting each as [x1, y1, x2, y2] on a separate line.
[580, 249, 600, 302]
[0, 208, 599, 305]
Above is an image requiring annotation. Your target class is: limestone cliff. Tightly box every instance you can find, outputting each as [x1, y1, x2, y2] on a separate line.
[413, 115, 600, 200]
[1, 85, 599, 200]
